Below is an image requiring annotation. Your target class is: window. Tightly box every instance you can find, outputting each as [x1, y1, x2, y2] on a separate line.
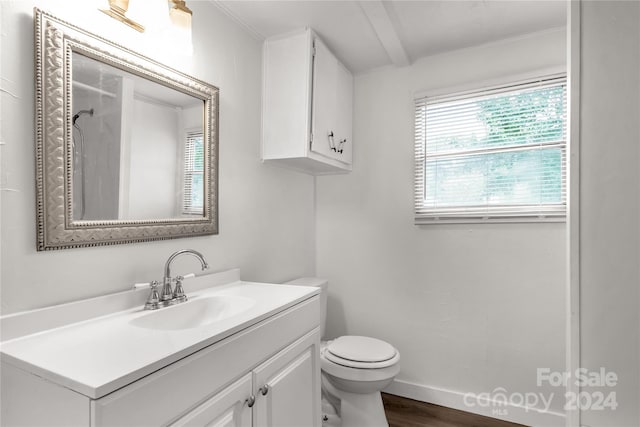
[414, 75, 567, 223]
[182, 130, 204, 215]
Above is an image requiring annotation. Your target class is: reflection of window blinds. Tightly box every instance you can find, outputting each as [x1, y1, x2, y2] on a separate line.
[414, 75, 567, 223]
[183, 131, 204, 215]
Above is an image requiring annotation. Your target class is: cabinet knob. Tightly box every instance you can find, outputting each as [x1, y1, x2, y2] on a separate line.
[259, 384, 270, 396]
[246, 395, 256, 407]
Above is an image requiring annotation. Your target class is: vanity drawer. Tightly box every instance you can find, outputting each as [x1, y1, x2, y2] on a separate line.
[90, 296, 319, 427]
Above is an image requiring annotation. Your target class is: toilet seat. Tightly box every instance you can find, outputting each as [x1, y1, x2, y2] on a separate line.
[325, 336, 399, 369]
[321, 348, 401, 383]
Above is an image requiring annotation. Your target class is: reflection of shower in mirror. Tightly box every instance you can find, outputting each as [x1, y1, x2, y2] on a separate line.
[70, 52, 209, 223]
[72, 108, 94, 220]
[72, 108, 94, 125]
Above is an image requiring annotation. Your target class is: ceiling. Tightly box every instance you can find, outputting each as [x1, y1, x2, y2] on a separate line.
[211, 0, 567, 75]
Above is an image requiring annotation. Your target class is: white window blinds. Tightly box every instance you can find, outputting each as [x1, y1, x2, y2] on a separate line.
[414, 75, 567, 223]
[183, 131, 204, 215]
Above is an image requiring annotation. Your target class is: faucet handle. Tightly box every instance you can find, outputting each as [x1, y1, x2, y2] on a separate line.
[172, 276, 188, 304]
[144, 281, 162, 310]
[133, 280, 160, 290]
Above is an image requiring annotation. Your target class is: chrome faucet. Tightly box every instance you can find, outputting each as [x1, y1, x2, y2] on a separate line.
[158, 249, 209, 306]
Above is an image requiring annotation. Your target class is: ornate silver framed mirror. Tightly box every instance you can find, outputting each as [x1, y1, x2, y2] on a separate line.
[34, 8, 219, 250]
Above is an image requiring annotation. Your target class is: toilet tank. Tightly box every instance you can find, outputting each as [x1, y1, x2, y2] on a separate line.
[285, 277, 328, 338]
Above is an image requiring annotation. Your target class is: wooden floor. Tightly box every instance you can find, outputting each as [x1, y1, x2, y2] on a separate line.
[382, 393, 527, 427]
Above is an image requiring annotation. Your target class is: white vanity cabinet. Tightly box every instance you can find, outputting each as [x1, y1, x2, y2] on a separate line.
[172, 331, 319, 427]
[253, 330, 318, 426]
[171, 373, 253, 427]
[1, 291, 321, 427]
[262, 28, 353, 175]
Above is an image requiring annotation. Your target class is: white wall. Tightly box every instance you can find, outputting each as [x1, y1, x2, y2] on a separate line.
[316, 29, 567, 422]
[128, 99, 179, 219]
[0, 0, 315, 314]
[579, 2, 640, 425]
[183, 105, 203, 130]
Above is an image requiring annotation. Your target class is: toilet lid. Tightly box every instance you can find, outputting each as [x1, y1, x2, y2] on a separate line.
[327, 336, 397, 363]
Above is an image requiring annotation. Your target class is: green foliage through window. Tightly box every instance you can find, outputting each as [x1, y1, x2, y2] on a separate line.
[415, 76, 567, 220]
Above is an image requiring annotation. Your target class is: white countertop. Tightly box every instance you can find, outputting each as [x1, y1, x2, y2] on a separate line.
[0, 279, 318, 399]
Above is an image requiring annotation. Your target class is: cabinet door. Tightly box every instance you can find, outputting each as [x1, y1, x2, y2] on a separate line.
[262, 29, 313, 160]
[335, 62, 353, 164]
[311, 38, 339, 161]
[171, 373, 252, 427]
[253, 329, 320, 427]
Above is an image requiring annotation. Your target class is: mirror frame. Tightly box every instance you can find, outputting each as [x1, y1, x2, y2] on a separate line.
[34, 9, 219, 251]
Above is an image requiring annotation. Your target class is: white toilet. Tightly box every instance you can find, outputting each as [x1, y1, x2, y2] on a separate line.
[286, 278, 400, 427]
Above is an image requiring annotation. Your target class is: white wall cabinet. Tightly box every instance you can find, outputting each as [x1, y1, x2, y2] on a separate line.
[262, 28, 353, 175]
[1, 297, 321, 427]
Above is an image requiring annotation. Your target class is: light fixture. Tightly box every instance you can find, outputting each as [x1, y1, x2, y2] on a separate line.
[98, 0, 193, 54]
[169, 0, 193, 54]
[127, 0, 171, 35]
[100, 0, 144, 33]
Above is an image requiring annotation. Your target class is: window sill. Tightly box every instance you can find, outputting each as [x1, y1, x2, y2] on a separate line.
[415, 215, 566, 225]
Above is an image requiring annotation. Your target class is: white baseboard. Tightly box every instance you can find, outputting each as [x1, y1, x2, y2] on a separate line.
[384, 379, 566, 427]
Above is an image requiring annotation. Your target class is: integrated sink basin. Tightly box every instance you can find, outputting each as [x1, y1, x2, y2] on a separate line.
[129, 295, 256, 331]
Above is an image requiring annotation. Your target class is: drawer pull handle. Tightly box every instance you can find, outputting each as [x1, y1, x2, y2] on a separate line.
[246, 395, 256, 407]
[328, 131, 337, 152]
[259, 384, 270, 396]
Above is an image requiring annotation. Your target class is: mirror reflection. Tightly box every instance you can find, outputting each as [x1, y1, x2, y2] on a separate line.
[71, 51, 205, 221]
